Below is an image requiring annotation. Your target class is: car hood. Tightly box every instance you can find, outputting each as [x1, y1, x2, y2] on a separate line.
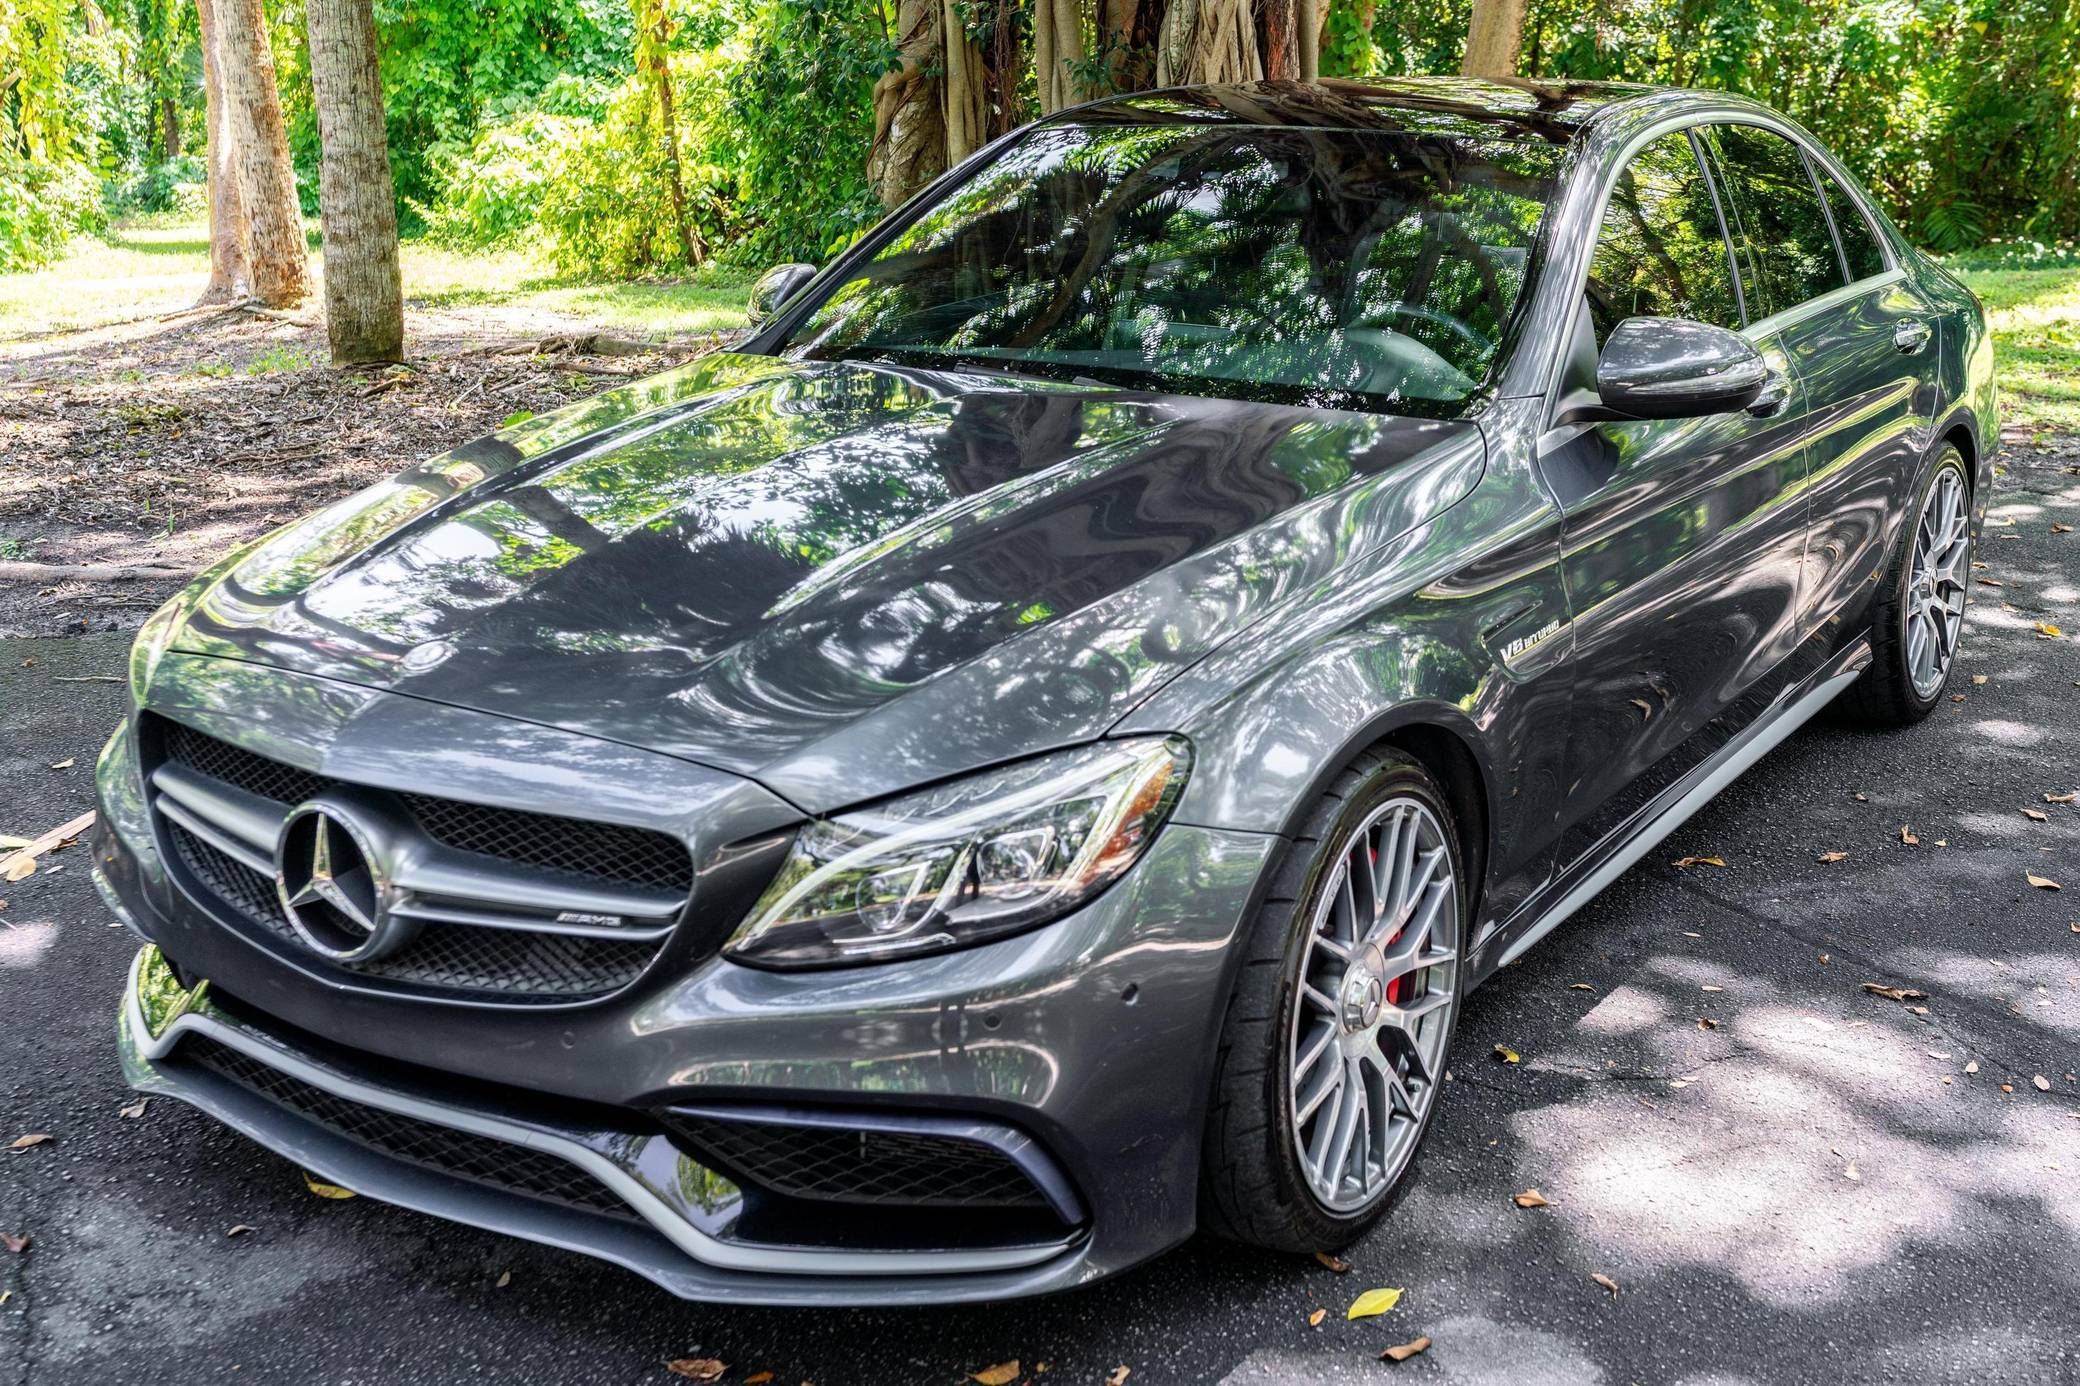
[166, 353, 1484, 813]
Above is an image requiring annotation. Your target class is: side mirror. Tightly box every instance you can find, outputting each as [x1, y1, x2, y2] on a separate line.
[747, 262, 817, 326]
[1589, 316, 1770, 421]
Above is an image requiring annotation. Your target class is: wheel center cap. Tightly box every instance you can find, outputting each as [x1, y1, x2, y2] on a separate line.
[1339, 942, 1388, 1032]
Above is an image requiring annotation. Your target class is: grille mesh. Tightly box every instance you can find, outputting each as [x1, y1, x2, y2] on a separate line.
[165, 822, 660, 1002]
[668, 1115, 1049, 1210]
[162, 721, 692, 896]
[179, 1034, 638, 1221]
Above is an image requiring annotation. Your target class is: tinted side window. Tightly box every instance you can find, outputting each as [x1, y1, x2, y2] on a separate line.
[1584, 131, 1743, 348]
[1709, 124, 1846, 316]
[1818, 170, 1887, 281]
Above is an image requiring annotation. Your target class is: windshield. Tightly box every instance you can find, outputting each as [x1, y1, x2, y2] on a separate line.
[780, 120, 1562, 416]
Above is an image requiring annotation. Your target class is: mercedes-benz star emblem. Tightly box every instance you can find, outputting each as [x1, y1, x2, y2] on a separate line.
[275, 803, 412, 963]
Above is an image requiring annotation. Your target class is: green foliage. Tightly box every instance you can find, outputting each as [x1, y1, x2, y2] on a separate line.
[0, 152, 105, 272]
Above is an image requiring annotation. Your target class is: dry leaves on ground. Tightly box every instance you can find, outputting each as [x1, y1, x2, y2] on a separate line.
[1672, 855, 1726, 869]
[1308, 1308, 1327, 1327]
[2034, 1075, 2053, 1091]
[1591, 1273, 1620, 1299]
[667, 1361, 728, 1383]
[118, 1098, 147, 1119]
[1381, 1337, 1432, 1363]
[226, 1224, 255, 1237]
[969, 1363, 1020, 1386]
[2027, 874, 2062, 890]
[1862, 982, 1928, 1002]
[1900, 825, 1920, 845]
[1105, 1368, 1131, 1386]
[1314, 1251, 1352, 1274]
[9, 1134, 51, 1151]
[1512, 1189, 1551, 1208]
[2024, 808, 2049, 822]
[1817, 850, 1848, 862]
[1493, 1044, 1520, 1064]
[2047, 792, 2078, 804]
[1348, 1287, 1404, 1320]
[301, 1171, 356, 1200]
[1, 1233, 28, 1253]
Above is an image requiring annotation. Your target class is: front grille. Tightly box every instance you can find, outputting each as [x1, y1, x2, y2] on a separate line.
[178, 1034, 638, 1221]
[666, 1114, 1050, 1210]
[166, 822, 661, 1002]
[151, 717, 691, 1004]
[164, 721, 691, 896]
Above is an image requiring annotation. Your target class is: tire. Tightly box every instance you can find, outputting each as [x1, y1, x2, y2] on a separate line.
[1198, 748, 1467, 1254]
[1836, 446, 1972, 727]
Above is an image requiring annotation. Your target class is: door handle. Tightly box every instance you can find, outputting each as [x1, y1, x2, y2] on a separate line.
[1894, 319, 1932, 354]
[1746, 369, 1790, 418]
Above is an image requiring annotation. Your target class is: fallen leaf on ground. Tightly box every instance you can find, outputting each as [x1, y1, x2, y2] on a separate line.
[1106, 1369, 1131, 1386]
[1493, 1044, 1520, 1064]
[668, 1362, 728, 1383]
[1861, 982, 1927, 1002]
[1, 1234, 27, 1253]
[2024, 808, 2049, 822]
[1314, 1251, 1352, 1274]
[118, 1099, 147, 1119]
[1381, 1337, 1432, 1363]
[47, 758, 72, 770]
[1591, 1273, 1619, 1298]
[1569, 982, 1595, 991]
[495, 1270, 511, 1287]
[301, 1172, 356, 1200]
[2035, 1075, 2052, 1091]
[1672, 856, 1726, 869]
[3, 858, 31, 883]
[1817, 850, 1848, 862]
[2002, 1083, 2014, 1093]
[744, 1373, 774, 1384]
[970, 1363, 1020, 1386]
[2048, 792, 2078, 804]
[1972, 674, 1989, 685]
[2035, 623, 2063, 638]
[8, 1134, 50, 1151]
[1966, 1060, 1980, 1074]
[226, 1224, 254, 1237]
[1308, 1308, 1327, 1327]
[1512, 1189, 1550, 1208]
[2027, 874, 2062, 890]
[1700, 984, 1724, 993]
[1348, 1287, 1404, 1319]
[0, 835, 28, 850]
[1900, 825, 1920, 845]
[1698, 1017, 1719, 1030]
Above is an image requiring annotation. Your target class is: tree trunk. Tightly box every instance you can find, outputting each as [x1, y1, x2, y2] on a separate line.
[213, 0, 310, 307]
[1258, 0, 1297, 79]
[634, 0, 698, 265]
[1155, 0, 1261, 85]
[1099, 0, 1159, 92]
[1035, 0, 1087, 113]
[159, 97, 180, 159]
[305, 0, 403, 363]
[941, 0, 988, 164]
[193, 0, 248, 304]
[1296, 0, 1319, 80]
[1462, 0, 1529, 80]
[868, 0, 947, 208]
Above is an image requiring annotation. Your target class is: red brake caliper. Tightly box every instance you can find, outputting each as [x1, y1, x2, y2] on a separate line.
[1372, 844, 1405, 1005]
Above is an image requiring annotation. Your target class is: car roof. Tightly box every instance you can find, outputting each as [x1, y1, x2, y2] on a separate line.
[1068, 77, 1675, 146]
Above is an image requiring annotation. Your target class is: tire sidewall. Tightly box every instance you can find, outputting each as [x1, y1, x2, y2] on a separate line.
[1261, 757, 1467, 1245]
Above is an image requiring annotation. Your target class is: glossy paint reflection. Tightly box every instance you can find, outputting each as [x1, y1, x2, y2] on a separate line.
[170, 352, 1484, 812]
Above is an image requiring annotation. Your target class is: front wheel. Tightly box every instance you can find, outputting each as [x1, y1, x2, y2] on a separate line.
[1838, 447, 1972, 726]
[1199, 750, 1465, 1252]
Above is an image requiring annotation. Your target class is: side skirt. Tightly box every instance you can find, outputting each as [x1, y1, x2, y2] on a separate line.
[1472, 638, 1872, 982]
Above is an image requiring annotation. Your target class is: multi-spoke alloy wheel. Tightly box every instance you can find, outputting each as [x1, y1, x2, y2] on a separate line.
[1285, 796, 1459, 1213]
[1905, 466, 1970, 698]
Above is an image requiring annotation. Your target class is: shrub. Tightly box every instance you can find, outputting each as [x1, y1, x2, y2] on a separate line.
[0, 155, 105, 271]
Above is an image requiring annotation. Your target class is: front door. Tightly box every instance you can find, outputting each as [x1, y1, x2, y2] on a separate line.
[1536, 128, 1813, 870]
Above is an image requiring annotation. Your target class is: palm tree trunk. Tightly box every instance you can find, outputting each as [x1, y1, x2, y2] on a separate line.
[212, 0, 310, 307]
[194, 0, 249, 304]
[305, 0, 403, 362]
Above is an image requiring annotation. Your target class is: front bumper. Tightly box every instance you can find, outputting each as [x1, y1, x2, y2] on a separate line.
[102, 697, 1280, 1302]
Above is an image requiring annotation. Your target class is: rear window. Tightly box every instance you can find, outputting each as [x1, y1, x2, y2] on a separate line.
[780, 120, 1564, 417]
[1706, 124, 1847, 318]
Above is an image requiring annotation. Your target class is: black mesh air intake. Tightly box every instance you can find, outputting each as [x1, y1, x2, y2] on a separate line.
[665, 1113, 1053, 1210]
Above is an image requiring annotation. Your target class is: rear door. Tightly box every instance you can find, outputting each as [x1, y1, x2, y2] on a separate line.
[1702, 122, 1941, 637]
[1536, 128, 1812, 870]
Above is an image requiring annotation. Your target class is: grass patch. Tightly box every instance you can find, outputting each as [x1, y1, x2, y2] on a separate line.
[0, 216, 755, 342]
[1958, 266, 2080, 435]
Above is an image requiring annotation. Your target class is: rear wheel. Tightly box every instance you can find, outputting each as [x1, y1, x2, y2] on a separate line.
[1199, 750, 1464, 1252]
[1839, 448, 1971, 726]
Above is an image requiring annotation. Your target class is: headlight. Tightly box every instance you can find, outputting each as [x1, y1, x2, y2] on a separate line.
[725, 737, 1191, 969]
[128, 593, 187, 706]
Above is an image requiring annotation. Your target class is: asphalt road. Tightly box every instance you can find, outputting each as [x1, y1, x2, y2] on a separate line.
[4, 449, 2076, 1386]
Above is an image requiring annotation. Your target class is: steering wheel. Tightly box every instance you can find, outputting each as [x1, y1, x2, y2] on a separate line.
[1355, 303, 1493, 356]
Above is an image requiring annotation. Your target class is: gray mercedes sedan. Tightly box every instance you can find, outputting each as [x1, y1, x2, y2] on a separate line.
[96, 77, 1994, 1304]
